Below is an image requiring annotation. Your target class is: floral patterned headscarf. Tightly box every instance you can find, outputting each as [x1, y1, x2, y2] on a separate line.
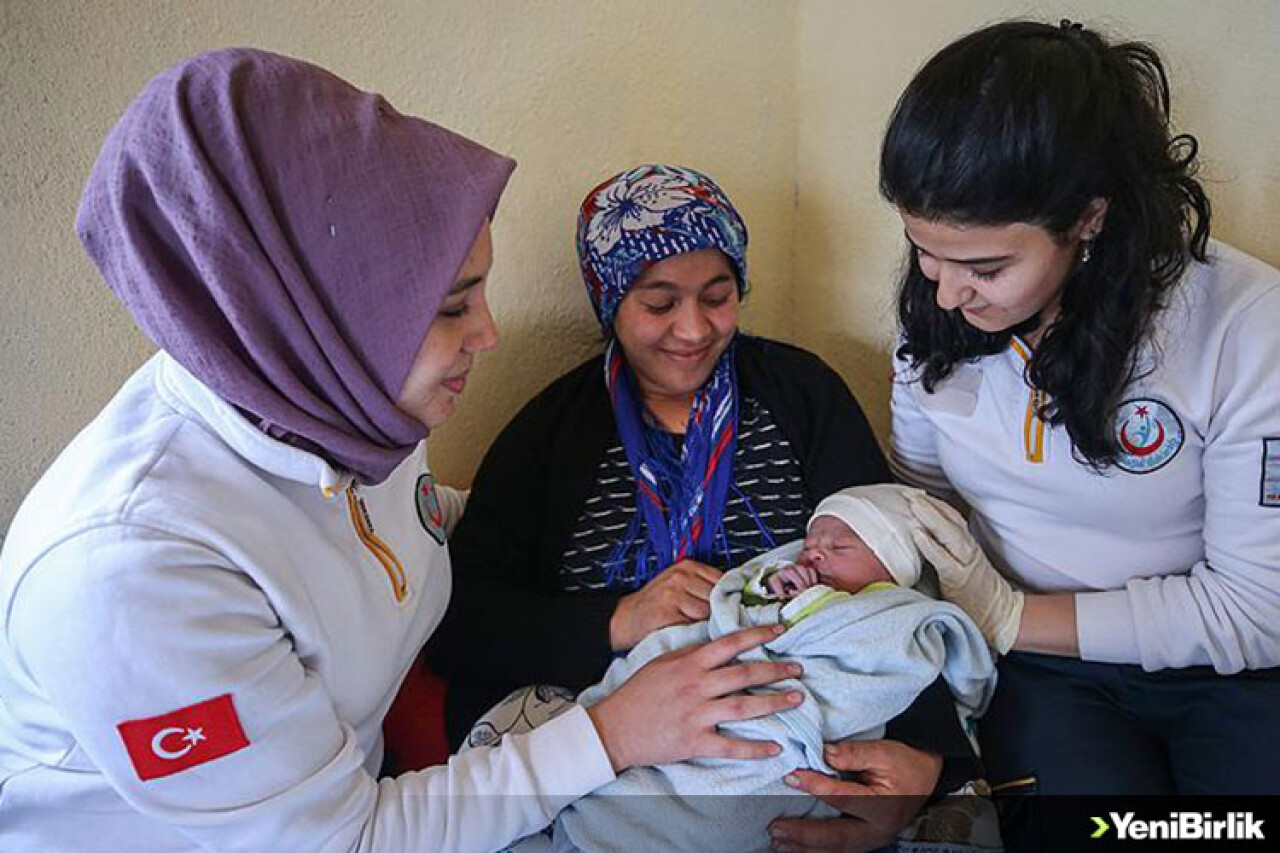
[575, 165, 769, 588]
[576, 164, 749, 333]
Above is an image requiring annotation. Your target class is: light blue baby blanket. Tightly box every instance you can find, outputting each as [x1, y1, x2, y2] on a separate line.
[526, 543, 997, 853]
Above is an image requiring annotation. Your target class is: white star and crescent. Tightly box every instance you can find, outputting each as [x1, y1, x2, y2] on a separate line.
[151, 726, 207, 760]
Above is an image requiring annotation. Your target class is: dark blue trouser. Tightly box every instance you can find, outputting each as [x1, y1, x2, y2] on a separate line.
[979, 651, 1280, 795]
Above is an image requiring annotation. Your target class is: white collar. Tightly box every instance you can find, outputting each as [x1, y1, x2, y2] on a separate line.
[152, 352, 350, 495]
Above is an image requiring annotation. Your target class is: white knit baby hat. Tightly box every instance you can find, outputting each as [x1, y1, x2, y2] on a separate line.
[808, 483, 926, 587]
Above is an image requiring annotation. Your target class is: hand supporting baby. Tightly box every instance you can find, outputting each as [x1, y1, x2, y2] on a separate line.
[905, 492, 1024, 654]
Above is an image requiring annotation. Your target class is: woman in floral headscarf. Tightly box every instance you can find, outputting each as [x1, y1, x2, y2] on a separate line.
[429, 164, 981, 840]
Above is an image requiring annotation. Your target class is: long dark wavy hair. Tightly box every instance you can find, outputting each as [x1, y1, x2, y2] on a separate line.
[881, 20, 1211, 468]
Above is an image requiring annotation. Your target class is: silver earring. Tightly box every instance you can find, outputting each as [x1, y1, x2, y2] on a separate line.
[1080, 230, 1100, 263]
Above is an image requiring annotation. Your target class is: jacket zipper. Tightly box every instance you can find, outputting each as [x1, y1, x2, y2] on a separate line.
[1010, 338, 1046, 464]
[345, 483, 410, 603]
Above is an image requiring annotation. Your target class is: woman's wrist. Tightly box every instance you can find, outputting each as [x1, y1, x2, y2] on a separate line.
[1013, 593, 1080, 657]
[585, 697, 631, 772]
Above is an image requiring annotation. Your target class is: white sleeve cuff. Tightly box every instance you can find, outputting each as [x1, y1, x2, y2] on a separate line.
[1075, 589, 1141, 665]
[521, 704, 616, 799]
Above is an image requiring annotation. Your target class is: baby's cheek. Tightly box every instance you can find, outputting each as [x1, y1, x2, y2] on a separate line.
[828, 556, 883, 590]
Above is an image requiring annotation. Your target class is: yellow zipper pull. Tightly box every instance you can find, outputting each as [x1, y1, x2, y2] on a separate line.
[1024, 387, 1046, 464]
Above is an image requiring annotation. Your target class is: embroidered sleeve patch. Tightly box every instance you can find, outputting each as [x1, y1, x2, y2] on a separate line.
[117, 693, 249, 781]
[1262, 438, 1280, 507]
[415, 473, 447, 545]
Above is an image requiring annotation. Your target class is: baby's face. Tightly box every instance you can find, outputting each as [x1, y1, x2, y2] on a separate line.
[798, 515, 892, 593]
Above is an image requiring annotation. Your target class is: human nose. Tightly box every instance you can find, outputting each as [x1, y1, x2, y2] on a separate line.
[670, 302, 713, 342]
[933, 264, 974, 312]
[800, 543, 823, 565]
[465, 298, 499, 353]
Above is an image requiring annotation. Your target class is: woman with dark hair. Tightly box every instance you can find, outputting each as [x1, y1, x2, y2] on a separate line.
[429, 164, 982, 849]
[876, 19, 1280, 798]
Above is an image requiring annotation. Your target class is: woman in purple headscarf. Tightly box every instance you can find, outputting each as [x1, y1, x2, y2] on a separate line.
[429, 164, 982, 845]
[0, 51, 802, 853]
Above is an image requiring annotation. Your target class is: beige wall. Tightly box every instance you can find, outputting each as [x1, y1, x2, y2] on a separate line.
[0, 0, 799, 534]
[3, 1, 1277, 535]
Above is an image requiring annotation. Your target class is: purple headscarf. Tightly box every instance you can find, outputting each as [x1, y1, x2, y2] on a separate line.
[76, 48, 515, 484]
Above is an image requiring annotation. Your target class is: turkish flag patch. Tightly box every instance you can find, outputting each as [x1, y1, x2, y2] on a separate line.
[116, 693, 250, 781]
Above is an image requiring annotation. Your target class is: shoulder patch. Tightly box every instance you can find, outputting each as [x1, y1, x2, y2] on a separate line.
[1262, 438, 1280, 507]
[117, 694, 249, 781]
[1112, 398, 1184, 474]
[415, 473, 447, 544]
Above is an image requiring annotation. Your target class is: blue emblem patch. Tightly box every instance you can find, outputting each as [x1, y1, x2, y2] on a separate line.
[1113, 398, 1184, 474]
[415, 473, 447, 544]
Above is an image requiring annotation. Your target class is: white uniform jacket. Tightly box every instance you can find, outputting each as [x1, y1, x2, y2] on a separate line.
[892, 242, 1280, 674]
[0, 353, 613, 853]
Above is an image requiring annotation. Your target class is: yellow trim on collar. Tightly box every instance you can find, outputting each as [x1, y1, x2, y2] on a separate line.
[345, 484, 410, 603]
[1010, 339, 1046, 465]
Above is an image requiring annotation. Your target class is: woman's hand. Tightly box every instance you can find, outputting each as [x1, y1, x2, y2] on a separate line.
[609, 559, 723, 650]
[769, 740, 941, 852]
[905, 492, 1024, 654]
[587, 624, 803, 771]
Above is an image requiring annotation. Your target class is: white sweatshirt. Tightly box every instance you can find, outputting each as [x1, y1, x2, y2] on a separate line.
[0, 353, 614, 853]
[892, 242, 1280, 674]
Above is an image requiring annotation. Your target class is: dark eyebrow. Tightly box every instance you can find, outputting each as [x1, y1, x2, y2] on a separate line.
[904, 232, 1013, 266]
[448, 275, 485, 295]
[631, 273, 736, 292]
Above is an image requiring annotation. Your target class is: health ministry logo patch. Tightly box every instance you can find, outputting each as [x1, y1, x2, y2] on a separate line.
[1113, 398, 1184, 474]
[416, 473, 447, 544]
[117, 693, 249, 781]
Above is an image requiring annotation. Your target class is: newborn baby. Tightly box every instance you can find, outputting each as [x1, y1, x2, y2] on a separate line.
[764, 515, 893, 598]
[483, 485, 998, 853]
[744, 485, 923, 625]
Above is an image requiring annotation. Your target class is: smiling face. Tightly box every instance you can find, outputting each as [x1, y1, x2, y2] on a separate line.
[797, 515, 892, 594]
[902, 201, 1105, 343]
[395, 222, 498, 428]
[611, 248, 740, 423]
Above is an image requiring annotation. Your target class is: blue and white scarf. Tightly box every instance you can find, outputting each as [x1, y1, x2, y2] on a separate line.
[602, 338, 742, 585]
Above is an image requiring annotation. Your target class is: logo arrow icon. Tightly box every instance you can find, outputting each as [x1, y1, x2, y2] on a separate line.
[1091, 816, 1110, 838]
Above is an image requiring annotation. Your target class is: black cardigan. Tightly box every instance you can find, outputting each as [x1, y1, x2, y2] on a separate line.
[427, 336, 978, 788]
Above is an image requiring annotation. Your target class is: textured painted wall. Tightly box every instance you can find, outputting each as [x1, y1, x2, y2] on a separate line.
[793, 0, 1280, 441]
[3, 1, 1278, 537]
[0, 0, 798, 534]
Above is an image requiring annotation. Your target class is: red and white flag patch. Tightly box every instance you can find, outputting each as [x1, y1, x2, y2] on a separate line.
[116, 693, 249, 781]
